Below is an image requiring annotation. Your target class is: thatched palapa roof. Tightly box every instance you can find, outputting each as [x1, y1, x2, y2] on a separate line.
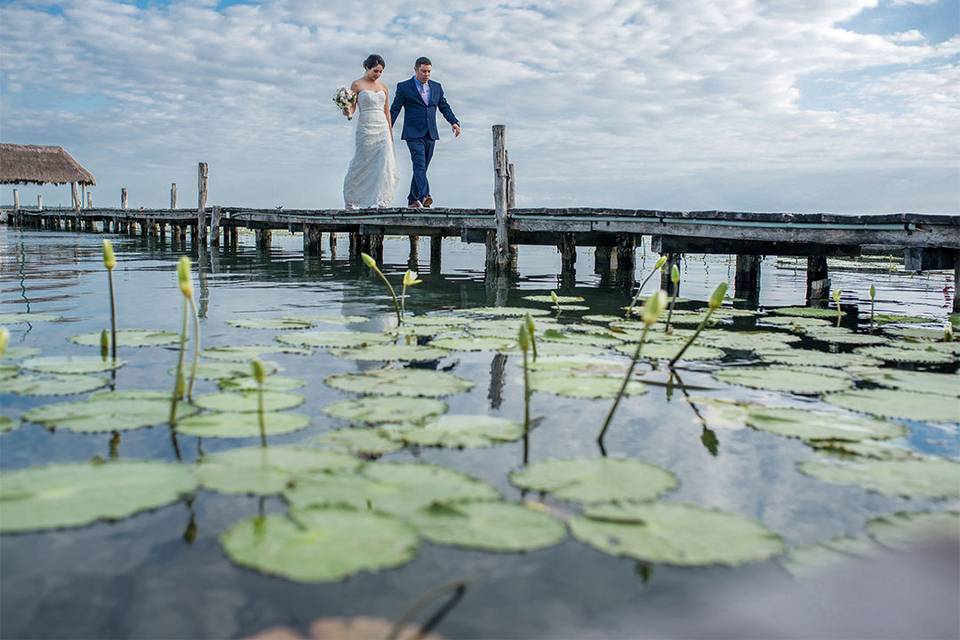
[0, 144, 96, 186]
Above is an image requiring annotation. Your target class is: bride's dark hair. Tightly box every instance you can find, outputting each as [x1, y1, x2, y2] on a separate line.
[363, 54, 386, 70]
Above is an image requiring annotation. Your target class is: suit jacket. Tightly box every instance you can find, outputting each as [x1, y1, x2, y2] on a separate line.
[390, 78, 458, 141]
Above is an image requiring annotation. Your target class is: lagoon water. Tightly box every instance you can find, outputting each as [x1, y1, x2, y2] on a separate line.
[1, 226, 957, 638]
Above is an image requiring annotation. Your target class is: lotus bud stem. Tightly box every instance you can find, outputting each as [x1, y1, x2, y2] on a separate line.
[0, 327, 8, 358]
[518, 322, 532, 436]
[187, 295, 200, 400]
[598, 290, 667, 443]
[100, 329, 110, 360]
[524, 313, 538, 361]
[550, 291, 561, 317]
[400, 269, 422, 319]
[361, 252, 402, 325]
[664, 264, 681, 334]
[103, 240, 119, 362]
[831, 289, 842, 327]
[252, 359, 267, 447]
[869, 284, 876, 332]
[668, 282, 727, 368]
[625, 255, 668, 318]
[169, 279, 190, 428]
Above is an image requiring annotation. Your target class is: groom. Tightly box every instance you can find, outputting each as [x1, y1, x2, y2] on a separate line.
[390, 57, 461, 209]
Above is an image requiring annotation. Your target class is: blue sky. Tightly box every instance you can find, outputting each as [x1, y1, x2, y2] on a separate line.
[1, 0, 957, 212]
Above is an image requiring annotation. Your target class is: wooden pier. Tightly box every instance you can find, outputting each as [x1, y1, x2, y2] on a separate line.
[3, 126, 959, 311]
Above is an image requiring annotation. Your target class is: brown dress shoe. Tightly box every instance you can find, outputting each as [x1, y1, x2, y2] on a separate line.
[408, 200, 423, 209]
[421, 196, 433, 208]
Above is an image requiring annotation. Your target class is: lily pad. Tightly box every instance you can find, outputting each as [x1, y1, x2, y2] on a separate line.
[715, 366, 853, 395]
[431, 336, 515, 352]
[0, 313, 61, 324]
[193, 390, 305, 413]
[825, 389, 960, 423]
[771, 306, 842, 319]
[805, 329, 889, 346]
[284, 462, 500, 516]
[809, 439, 917, 460]
[220, 508, 418, 582]
[218, 376, 307, 392]
[873, 314, 931, 325]
[315, 429, 404, 455]
[614, 342, 725, 362]
[183, 360, 279, 381]
[324, 368, 472, 398]
[533, 342, 607, 357]
[0, 416, 16, 434]
[324, 397, 446, 424]
[530, 373, 646, 399]
[1, 346, 41, 361]
[228, 317, 315, 330]
[782, 536, 881, 578]
[197, 446, 359, 495]
[704, 331, 801, 351]
[746, 407, 905, 442]
[583, 314, 623, 324]
[465, 307, 551, 317]
[688, 397, 754, 430]
[20, 356, 124, 375]
[569, 502, 785, 567]
[283, 314, 368, 325]
[388, 415, 524, 448]
[854, 345, 955, 365]
[409, 501, 566, 552]
[203, 344, 313, 361]
[24, 391, 197, 433]
[854, 369, 960, 398]
[866, 511, 960, 550]
[539, 331, 623, 348]
[331, 344, 448, 362]
[758, 349, 881, 368]
[0, 374, 108, 396]
[275, 331, 392, 349]
[0, 364, 19, 381]
[70, 329, 179, 348]
[528, 357, 628, 377]
[176, 412, 310, 439]
[760, 316, 832, 328]
[883, 327, 950, 340]
[522, 295, 585, 304]
[0, 460, 197, 533]
[405, 315, 471, 327]
[509, 458, 677, 504]
[798, 458, 960, 499]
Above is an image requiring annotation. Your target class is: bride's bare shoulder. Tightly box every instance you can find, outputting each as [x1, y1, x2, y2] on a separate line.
[350, 79, 364, 91]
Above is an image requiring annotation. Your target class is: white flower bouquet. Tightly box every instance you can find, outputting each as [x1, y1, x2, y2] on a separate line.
[333, 87, 357, 120]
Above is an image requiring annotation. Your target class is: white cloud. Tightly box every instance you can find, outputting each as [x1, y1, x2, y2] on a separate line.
[0, 0, 957, 212]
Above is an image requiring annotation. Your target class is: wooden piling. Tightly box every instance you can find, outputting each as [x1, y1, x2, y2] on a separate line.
[304, 224, 322, 256]
[121, 188, 128, 210]
[492, 125, 510, 273]
[13, 189, 20, 212]
[806, 256, 830, 301]
[734, 255, 762, 304]
[661, 253, 681, 296]
[408, 235, 419, 267]
[559, 233, 577, 288]
[197, 162, 208, 245]
[430, 235, 442, 273]
[255, 228, 271, 250]
[616, 235, 637, 274]
[71, 183, 80, 211]
[36, 194, 43, 211]
[170, 183, 178, 209]
[953, 251, 959, 314]
[594, 246, 613, 274]
[210, 206, 221, 246]
[329, 232, 337, 255]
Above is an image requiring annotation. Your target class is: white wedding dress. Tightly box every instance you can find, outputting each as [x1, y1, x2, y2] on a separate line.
[343, 89, 400, 209]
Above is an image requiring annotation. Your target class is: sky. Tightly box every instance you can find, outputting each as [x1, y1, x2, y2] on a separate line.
[1, 0, 958, 212]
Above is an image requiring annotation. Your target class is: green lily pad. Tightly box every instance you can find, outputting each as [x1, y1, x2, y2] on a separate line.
[715, 366, 853, 395]
[704, 331, 801, 351]
[431, 336, 515, 352]
[532, 342, 607, 357]
[570, 502, 785, 567]
[197, 446, 360, 495]
[614, 342, 725, 362]
[509, 458, 677, 504]
[193, 390, 304, 413]
[873, 314, 931, 324]
[275, 331, 392, 349]
[528, 357, 628, 377]
[583, 314, 622, 324]
[0, 313, 61, 324]
[771, 306, 843, 319]
[798, 458, 960, 499]
[465, 307, 551, 317]
[331, 344, 449, 362]
[825, 389, 960, 423]
[284, 462, 501, 516]
[539, 331, 622, 348]
[183, 360, 279, 381]
[854, 369, 960, 398]
[283, 314, 368, 325]
[227, 317, 315, 330]
[522, 295, 585, 304]
[688, 397, 754, 430]
[530, 373, 645, 399]
[405, 315, 471, 327]
[854, 345, 955, 365]
[70, 329, 179, 348]
[0, 416, 16, 434]
[20, 356, 124, 375]
[324, 397, 446, 424]
[758, 349, 881, 368]
[314, 429, 404, 455]
[883, 327, 950, 340]
[746, 407, 905, 442]
[218, 375, 307, 392]
[1, 346, 41, 361]
[760, 316, 832, 328]
[388, 415, 524, 448]
[809, 439, 917, 460]
[203, 344, 313, 361]
[867, 511, 960, 550]
[24, 391, 197, 433]
[704, 307, 761, 318]
[409, 501, 566, 552]
[324, 368, 472, 398]
[0, 374, 108, 396]
[176, 412, 310, 438]
[782, 535, 881, 578]
[0, 364, 19, 381]
[0, 460, 197, 533]
[220, 508, 418, 582]
[805, 328, 889, 346]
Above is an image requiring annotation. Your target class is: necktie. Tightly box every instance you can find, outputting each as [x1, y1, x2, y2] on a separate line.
[419, 82, 429, 105]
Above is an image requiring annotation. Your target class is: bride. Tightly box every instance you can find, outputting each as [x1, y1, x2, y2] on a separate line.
[342, 54, 400, 209]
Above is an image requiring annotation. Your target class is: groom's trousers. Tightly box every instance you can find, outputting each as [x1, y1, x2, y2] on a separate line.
[406, 136, 435, 205]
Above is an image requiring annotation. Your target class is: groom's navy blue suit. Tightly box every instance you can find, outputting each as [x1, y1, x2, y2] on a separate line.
[390, 77, 459, 205]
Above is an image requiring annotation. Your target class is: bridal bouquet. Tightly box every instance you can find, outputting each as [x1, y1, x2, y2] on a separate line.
[333, 87, 357, 120]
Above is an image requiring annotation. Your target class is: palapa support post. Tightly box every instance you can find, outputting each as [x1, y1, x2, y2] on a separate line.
[559, 233, 577, 290]
[734, 255, 762, 306]
[430, 235, 442, 273]
[197, 162, 208, 245]
[661, 253, 681, 296]
[210, 206, 221, 246]
[121, 188, 128, 210]
[36, 194, 43, 211]
[13, 189, 20, 213]
[806, 256, 830, 301]
[86, 191, 93, 209]
[71, 182, 81, 211]
[170, 183, 177, 209]
[304, 224, 323, 256]
[492, 125, 510, 274]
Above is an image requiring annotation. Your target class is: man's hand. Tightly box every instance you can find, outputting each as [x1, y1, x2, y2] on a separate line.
[452, 123, 462, 138]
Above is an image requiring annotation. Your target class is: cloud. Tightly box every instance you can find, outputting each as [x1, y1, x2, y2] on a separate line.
[0, 0, 957, 212]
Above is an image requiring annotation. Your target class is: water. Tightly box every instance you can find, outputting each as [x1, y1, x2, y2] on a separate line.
[1, 226, 957, 639]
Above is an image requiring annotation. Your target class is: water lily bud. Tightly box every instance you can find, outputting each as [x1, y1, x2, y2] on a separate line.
[869, 284, 876, 301]
[945, 323, 954, 342]
[403, 270, 421, 286]
[251, 359, 266, 384]
[831, 289, 842, 303]
[517, 323, 530, 353]
[641, 290, 668, 326]
[0, 327, 8, 358]
[102, 240, 116, 271]
[670, 264, 680, 285]
[177, 256, 193, 298]
[361, 253, 377, 270]
[708, 282, 728, 310]
[654, 255, 667, 271]
[100, 330, 109, 358]
[524, 313, 535, 337]
[550, 291, 559, 304]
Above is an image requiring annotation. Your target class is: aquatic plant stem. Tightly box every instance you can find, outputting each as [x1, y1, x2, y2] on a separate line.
[257, 380, 266, 448]
[667, 309, 715, 368]
[107, 269, 117, 362]
[625, 257, 667, 318]
[664, 291, 678, 334]
[362, 254, 402, 325]
[522, 344, 531, 437]
[187, 296, 201, 400]
[598, 324, 649, 443]
[169, 300, 188, 427]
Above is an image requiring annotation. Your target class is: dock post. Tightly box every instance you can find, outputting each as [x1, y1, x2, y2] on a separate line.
[86, 192, 93, 209]
[806, 256, 830, 301]
[121, 188, 128, 210]
[430, 235, 442, 273]
[734, 255, 762, 306]
[616, 234, 637, 272]
[370, 232, 384, 264]
[255, 228, 272, 250]
[197, 163, 208, 245]
[559, 234, 577, 289]
[661, 253, 681, 296]
[13, 189, 20, 213]
[329, 232, 337, 256]
[36, 194, 43, 211]
[71, 182, 80, 211]
[210, 206, 221, 246]
[492, 125, 510, 273]
[304, 224, 322, 256]
[953, 251, 959, 314]
[170, 183, 177, 209]
[408, 235, 419, 268]
[595, 246, 613, 273]
[349, 232, 360, 260]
